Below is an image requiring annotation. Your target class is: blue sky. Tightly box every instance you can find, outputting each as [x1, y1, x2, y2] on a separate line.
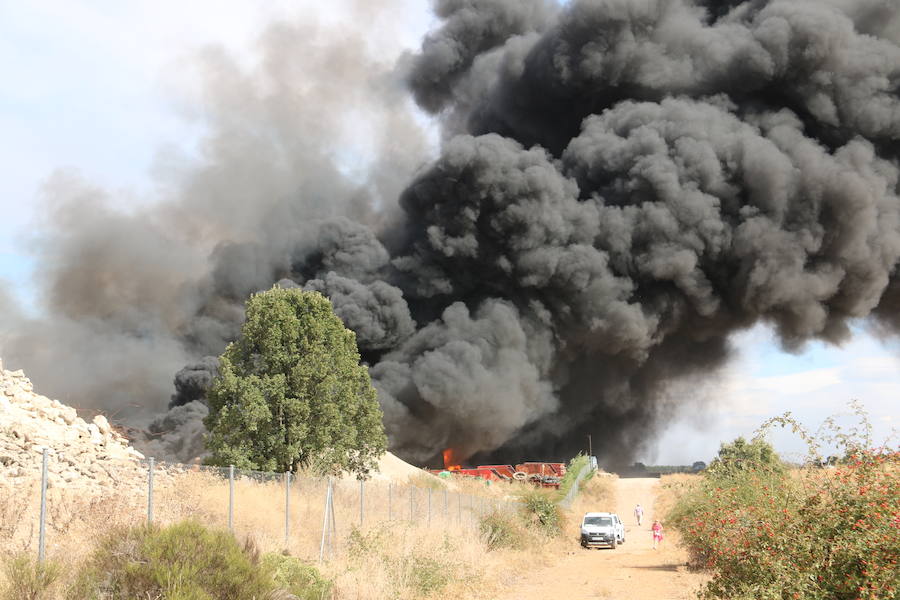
[0, 1, 896, 464]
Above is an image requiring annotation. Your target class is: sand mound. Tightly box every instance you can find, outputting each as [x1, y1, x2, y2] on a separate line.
[370, 451, 430, 482]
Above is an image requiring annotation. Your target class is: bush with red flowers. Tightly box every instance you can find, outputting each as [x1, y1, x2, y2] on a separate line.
[668, 406, 898, 600]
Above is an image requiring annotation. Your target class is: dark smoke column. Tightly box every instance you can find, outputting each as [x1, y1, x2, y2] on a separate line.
[131, 0, 900, 468]
[364, 0, 900, 467]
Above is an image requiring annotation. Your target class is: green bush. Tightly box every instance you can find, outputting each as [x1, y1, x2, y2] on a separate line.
[261, 553, 332, 600]
[556, 454, 590, 500]
[478, 510, 527, 550]
[68, 521, 330, 600]
[404, 555, 450, 595]
[668, 414, 899, 600]
[1, 554, 60, 600]
[706, 436, 785, 479]
[519, 488, 564, 535]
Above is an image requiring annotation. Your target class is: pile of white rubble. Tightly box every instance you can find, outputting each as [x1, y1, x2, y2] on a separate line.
[0, 358, 148, 489]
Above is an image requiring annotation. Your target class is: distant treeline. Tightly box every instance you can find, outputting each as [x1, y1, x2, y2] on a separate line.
[615, 462, 707, 477]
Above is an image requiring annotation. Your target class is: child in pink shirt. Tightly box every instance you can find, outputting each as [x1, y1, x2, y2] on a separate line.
[651, 519, 664, 549]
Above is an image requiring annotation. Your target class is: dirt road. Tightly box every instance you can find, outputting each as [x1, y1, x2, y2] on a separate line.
[495, 477, 706, 600]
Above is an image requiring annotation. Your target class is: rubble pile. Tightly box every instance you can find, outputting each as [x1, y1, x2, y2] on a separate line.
[0, 358, 148, 489]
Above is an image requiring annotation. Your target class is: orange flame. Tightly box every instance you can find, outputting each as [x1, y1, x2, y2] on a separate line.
[443, 448, 462, 471]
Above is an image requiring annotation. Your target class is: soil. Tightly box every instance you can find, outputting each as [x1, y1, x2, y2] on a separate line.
[495, 477, 708, 600]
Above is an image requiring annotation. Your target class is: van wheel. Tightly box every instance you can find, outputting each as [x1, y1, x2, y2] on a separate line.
[610, 538, 617, 550]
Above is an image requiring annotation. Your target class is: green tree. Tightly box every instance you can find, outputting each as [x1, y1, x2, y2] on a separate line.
[707, 436, 783, 478]
[203, 287, 387, 475]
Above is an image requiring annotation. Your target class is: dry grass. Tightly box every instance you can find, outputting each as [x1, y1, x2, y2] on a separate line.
[0, 463, 541, 599]
[655, 473, 700, 520]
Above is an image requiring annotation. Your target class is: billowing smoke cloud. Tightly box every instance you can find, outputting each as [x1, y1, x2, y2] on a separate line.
[3, 0, 900, 468]
[383, 0, 900, 463]
[170, 356, 220, 408]
[0, 1, 432, 453]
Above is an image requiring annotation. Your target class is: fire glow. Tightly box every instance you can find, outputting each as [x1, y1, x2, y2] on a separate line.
[442, 448, 462, 471]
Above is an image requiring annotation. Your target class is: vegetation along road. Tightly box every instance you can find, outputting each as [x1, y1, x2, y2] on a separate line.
[497, 477, 707, 600]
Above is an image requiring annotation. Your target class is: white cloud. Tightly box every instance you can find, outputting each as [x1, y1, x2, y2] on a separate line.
[647, 323, 900, 464]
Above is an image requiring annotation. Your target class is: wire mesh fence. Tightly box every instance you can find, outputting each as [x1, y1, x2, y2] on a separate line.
[4, 449, 520, 565]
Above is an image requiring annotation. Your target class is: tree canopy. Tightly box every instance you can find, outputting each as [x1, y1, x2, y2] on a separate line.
[708, 436, 784, 478]
[203, 287, 387, 475]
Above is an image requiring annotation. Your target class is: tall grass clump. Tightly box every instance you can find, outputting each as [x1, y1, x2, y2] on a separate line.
[668, 403, 899, 600]
[0, 554, 61, 600]
[478, 510, 528, 550]
[341, 524, 481, 599]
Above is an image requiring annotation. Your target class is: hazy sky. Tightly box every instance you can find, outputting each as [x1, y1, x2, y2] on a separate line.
[0, 0, 896, 464]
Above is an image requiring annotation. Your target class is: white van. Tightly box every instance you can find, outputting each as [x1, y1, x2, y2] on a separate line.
[580, 512, 625, 549]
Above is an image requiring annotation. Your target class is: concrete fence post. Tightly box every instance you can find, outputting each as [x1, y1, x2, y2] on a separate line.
[228, 465, 234, 531]
[38, 448, 48, 562]
[443, 488, 448, 520]
[409, 487, 414, 521]
[284, 471, 291, 548]
[359, 480, 364, 527]
[427, 487, 432, 525]
[388, 482, 393, 520]
[147, 457, 155, 524]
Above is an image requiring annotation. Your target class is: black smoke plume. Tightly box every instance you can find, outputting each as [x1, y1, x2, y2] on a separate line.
[2, 0, 900, 467]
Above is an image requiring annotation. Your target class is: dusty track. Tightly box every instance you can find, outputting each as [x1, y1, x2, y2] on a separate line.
[495, 477, 707, 600]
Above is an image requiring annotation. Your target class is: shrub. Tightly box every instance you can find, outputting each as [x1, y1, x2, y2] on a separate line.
[1, 554, 60, 600]
[403, 555, 450, 595]
[668, 409, 899, 600]
[261, 553, 332, 600]
[68, 520, 329, 600]
[557, 454, 591, 500]
[706, 436, 784, 479]
[478, 510, 527, 550]
[519, 488, 564, 535]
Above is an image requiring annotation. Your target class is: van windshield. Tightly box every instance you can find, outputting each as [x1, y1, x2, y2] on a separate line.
[584, 516, 612, 526]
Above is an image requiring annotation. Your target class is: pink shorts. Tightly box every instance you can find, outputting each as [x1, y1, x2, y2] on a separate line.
[653, 532, 663, 540]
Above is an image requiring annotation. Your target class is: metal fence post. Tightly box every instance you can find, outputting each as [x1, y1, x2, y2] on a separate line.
[359, 480, 364, 527]
[319, 479, 332, 562]
[38, 448, 48, 562]
[147, 457, 155, 524]
[228, 465, 234, 531]
[284, 471, 290, 547]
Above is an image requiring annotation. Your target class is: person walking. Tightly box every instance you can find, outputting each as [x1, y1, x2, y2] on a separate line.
[651, 519, 664, 550]
[634, 503, 644, 526]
